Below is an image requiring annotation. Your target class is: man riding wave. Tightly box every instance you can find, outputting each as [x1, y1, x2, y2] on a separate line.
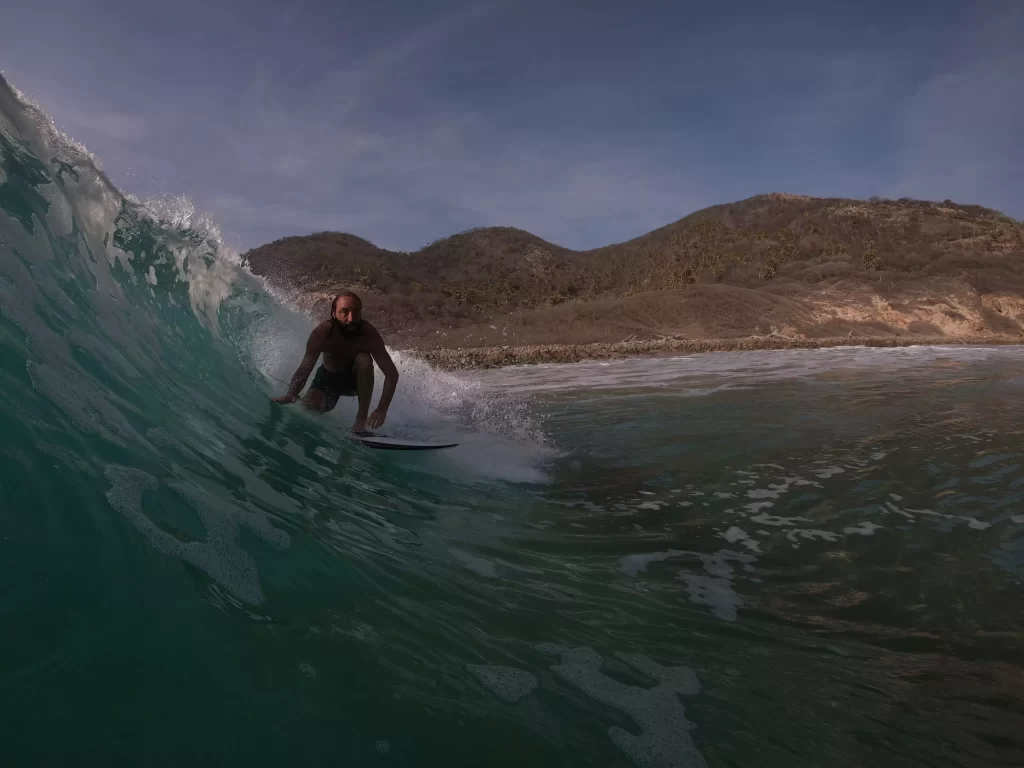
[271, 290, 400, 433]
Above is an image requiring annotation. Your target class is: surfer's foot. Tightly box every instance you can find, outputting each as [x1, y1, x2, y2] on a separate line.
[352, 419, 367, 434]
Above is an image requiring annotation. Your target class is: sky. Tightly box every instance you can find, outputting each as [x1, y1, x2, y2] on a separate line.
[2, 0, 1022, 253]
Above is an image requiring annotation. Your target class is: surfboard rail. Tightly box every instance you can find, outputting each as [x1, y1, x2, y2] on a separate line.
[352, 432, 459, 451]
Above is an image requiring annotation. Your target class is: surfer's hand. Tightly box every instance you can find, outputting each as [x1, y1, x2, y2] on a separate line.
[367, 409, 387, 429]
[271, 394, 298, 404]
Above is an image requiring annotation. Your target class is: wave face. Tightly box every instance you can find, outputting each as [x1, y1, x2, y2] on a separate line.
[4, 75, 1024, 768]
[0, 76, 571, 765]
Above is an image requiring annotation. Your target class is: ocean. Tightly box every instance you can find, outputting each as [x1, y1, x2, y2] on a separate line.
[2, 75, 1023, 767]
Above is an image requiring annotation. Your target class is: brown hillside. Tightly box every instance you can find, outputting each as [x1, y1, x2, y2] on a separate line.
[242, 193, 1024, 349]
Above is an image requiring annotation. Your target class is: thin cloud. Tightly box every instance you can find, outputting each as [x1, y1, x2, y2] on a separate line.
[312, 0, 503, 114]
[886, 3, 1024, 212]
[66, 109, 148, 143]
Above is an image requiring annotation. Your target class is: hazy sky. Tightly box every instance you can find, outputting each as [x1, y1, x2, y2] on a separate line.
[2, 0, 1021, 252]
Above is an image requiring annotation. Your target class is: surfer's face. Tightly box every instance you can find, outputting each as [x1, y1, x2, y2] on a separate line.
[332, 297, 362, 335]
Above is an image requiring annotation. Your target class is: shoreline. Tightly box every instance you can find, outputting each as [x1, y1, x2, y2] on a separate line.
[403, 334, 1024, 370]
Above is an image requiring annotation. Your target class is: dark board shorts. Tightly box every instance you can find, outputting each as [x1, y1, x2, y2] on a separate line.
[309, 364, 357, 412]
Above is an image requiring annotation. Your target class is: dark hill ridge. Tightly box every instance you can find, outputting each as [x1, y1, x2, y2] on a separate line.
[242, 193, 1024, 352]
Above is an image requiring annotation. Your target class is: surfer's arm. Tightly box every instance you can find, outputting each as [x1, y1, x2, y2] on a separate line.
[367, 328, 399, 413]
[277, 329, 322, 401]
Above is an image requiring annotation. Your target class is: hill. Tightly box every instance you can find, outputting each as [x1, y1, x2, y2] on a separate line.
[242, 194, 1024, 356]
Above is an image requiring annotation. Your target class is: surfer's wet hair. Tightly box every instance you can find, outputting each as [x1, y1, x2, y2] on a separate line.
[331, 291, 362, 316]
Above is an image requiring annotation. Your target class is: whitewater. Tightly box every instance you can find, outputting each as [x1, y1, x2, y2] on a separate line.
[2, 74, 1023, 767]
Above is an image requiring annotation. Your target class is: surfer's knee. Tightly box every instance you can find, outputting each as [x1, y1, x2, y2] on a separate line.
[302, 390, 326, 413]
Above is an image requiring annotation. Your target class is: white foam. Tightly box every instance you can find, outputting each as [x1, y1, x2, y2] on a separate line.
[620, 550, 683, 577]
[885, 502, 915, 519]
[749, 512, 811, 527]
[467, 665, 538, 704]
[785, 528, 841, 543]
[746, 485, 789, 499]
[743, 501, 774, 516]
[720, 526, 761, 553]
[476, 345, 1020, 399]
[906, 508, 991, 530]
[844, 521, 883, 536]
[615, 653, 701, 696]
[677, 551, 753, 622]
[313, 446, 340, 464]
[679, 574, 742, 621]
[549, 646, 707, 768]
[812, 466, 845, 479]
[104, 465, 289, 604]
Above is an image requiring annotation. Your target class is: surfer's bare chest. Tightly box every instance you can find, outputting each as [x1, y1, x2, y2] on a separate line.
[320, 331, 370, 370]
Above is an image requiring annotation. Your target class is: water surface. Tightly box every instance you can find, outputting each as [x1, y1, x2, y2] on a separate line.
[2, 75, 1023, 767]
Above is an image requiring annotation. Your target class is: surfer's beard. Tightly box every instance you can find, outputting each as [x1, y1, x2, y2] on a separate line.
[331, 317, 363, 338]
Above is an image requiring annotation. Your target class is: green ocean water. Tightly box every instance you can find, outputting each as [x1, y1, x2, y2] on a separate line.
[2, 75, 1023, 767]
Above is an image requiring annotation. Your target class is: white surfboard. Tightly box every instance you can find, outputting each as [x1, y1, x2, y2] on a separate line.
[352, 432, 459, 451]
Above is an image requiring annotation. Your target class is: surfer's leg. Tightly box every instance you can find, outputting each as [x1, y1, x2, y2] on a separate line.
[301, 388, 328, 412]
[352, 352, 374, 428]
[302, 366, 346, 413]
[302, 366, 334, 413]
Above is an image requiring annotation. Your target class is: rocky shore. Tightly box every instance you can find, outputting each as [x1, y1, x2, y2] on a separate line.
[406, 334, 1023, 370]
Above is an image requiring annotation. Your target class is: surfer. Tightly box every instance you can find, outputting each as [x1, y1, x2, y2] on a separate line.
[271, 291, 400, 433]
